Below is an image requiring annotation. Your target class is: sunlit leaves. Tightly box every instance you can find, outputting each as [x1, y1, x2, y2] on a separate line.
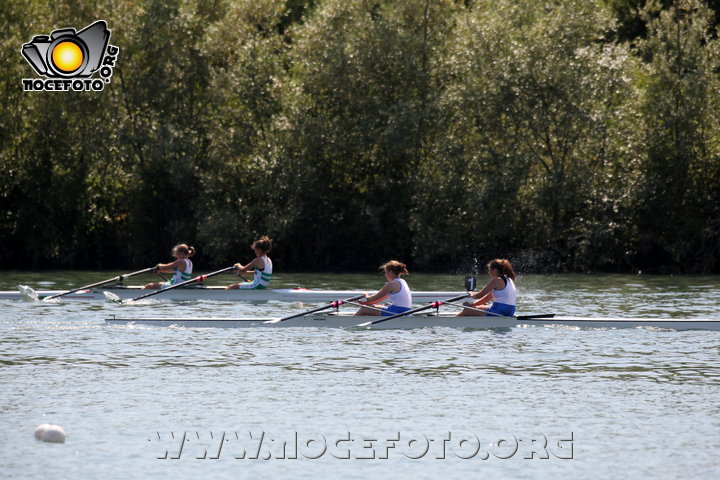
[0, 0, 718, 272]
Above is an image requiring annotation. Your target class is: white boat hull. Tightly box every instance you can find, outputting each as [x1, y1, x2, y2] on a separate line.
[104, 313, 720, 331]
[1, 286, 465, 303]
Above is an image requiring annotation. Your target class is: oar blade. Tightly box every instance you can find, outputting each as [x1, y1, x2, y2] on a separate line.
[18, 285, 39, 302]
[103, 291, 121, 303]
[43, 266, 156, 301]
[263, 318, 282, 324]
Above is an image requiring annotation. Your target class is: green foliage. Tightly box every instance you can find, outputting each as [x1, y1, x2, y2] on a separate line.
[633, 0, 720, 271]
[602, 0, 720, 41]
[0, 0, 718, 273]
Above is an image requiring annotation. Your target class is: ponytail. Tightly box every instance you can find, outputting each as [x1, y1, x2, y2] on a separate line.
[487, 259, 515, 280]
[380, 260, 409, 276]
[252, 236, 272, 253]
[172, 244, 195, 257]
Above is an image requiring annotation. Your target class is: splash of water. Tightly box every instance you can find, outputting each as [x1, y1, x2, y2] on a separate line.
[104, 291, 121, 303]
[18, 285, 39, 302]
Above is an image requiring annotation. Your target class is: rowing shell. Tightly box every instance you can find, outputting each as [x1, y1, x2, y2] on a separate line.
[2, 286, 464, 303]
[104, 313, 720, 330]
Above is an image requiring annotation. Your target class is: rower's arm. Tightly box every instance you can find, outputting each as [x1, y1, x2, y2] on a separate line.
[362, 282, 396, 304]
[468, 292, 493, 306]
[234, 258, 261, 273]
[155, 259, 183, 273]
[469, 278, 501, 302]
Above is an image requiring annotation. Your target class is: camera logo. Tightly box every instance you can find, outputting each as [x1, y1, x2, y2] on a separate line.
[21, 20, 119, 92]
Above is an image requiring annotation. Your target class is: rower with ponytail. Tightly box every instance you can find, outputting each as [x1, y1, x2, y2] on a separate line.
[457, 258, 517, 317]
[143, 244, 196, 289]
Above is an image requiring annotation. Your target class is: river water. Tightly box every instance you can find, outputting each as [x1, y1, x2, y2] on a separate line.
[1, 271, 719, 479]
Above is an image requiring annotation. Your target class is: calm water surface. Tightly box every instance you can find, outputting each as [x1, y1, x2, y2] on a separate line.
[1, 271, 719, 479]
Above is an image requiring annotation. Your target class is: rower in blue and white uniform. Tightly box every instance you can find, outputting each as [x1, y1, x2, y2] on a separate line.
[143, 244, 195, 289]
[226, 236, 273, 290]
[457, 258, 516, 316]
[354, 260, 412, 316]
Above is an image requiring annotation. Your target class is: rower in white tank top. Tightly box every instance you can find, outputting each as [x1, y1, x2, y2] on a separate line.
[457, 258, 517, 317]
[168, 258, 193, 286]
[354, 260, 412, 316]
[387, 278, 412, 309]
[491, 275, 516, 306]
[238, 255, 272, 289]
[143, 244, 196, 290]
[226, 236, 274, 290]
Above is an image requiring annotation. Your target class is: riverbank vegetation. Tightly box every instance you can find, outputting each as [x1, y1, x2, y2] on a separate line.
[1, 0, 719, 273]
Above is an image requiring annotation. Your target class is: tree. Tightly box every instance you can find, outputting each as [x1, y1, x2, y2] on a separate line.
[267, 0, 456, 269]
[424, 0, 637, 271]
[634, 0, 720, 271]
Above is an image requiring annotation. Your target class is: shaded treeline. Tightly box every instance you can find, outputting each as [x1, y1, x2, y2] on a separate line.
[1, 0, 719, 273]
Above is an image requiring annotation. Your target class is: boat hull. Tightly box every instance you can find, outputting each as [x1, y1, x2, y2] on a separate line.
[2, 286, 465, 303]
[104, 314, 720, 330]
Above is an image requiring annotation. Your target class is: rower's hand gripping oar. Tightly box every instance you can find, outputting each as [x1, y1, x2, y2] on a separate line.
[43, 267, 156, 301]
[232, 267, 251, 284]
[356, 276, 477, 328]
[129, 266, 238, 302]
[264, 294, 366, 324]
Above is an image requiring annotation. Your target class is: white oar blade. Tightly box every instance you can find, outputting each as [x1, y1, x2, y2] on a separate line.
[355, 321, 373, 328]
[104, 291, 121, 303]
[18, 285, 39, 302]
[263, 318, 282, 324]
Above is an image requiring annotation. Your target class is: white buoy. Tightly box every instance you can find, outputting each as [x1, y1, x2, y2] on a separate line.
[34, 424, 51, 439]
[34, 424, 66, 443]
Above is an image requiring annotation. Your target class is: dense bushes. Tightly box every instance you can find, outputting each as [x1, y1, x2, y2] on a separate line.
[1, 0, 718, 273]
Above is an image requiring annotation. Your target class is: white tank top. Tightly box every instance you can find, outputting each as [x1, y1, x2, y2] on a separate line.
[492, 276, 516, 306]
[388, 278, 412, 308]
[253, 255, 273, 287]
[170, 258, 193, 285]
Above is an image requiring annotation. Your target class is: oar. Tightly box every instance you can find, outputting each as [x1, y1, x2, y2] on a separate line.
[355, 293, 471, 328]
[355, 275, 477, 327]
[129, 266, 237, 302]
[342, 300, 385, 314]
[516, 314, 555, 320]
[43, 267, 156, 301]
[154, 270, 169, 282]
[233, 268, 251, 283]
[264, 294, 366, 324]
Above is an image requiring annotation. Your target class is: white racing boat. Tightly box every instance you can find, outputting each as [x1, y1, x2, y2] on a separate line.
[3, 285, 465, 303]
[104, 313, 720, 330]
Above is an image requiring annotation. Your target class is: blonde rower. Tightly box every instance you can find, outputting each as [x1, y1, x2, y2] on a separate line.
[354, 260, 412, 316]
[143, 244, 195, 289]
[457, 258, 516, 316]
